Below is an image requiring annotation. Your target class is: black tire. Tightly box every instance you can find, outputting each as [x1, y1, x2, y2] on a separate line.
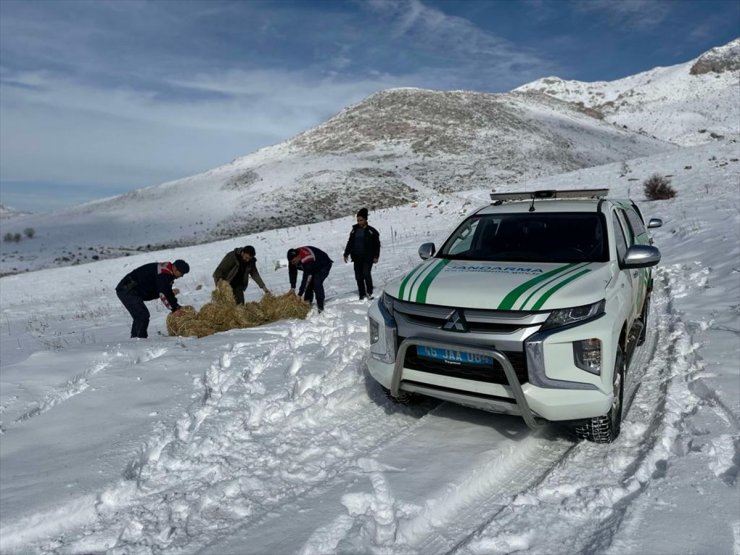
[637, 295, 650, 346]
[574, 347, 625, 443]
[382, 386, 418, 405]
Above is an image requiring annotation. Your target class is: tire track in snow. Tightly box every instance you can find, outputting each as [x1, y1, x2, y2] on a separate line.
[442, 268, 706, 555]
[398, 433, 575, 555]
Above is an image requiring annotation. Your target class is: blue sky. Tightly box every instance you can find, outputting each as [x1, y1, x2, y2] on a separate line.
[1, 0, 738, 213]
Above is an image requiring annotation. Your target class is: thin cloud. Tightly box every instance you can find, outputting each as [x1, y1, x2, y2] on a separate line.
[574, 0, 672, 31]
[364, 0, 555, 85]
[0, 67, 407, 189]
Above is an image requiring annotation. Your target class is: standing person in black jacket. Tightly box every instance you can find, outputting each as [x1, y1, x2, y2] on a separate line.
[343, 207, 380, 300]
[287, 246, 333, 313]
[116, 260, 189, 338]
[212, 245, 271, 304]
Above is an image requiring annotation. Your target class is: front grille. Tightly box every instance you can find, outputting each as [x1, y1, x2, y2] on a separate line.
[391, 298, 546, 335]
[402, 342, 528, 386]
[403, 313, 523, 333]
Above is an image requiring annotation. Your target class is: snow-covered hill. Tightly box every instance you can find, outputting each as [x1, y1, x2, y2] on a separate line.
[3, 41, 739, 278]
[0, 204, 31, 220]
[1, 141, 738, 555]
[516, 38, 740, 146]
[0, 89, 676, 276]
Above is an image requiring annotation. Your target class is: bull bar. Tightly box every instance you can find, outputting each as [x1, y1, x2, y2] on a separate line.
[390, 337, 545, 430]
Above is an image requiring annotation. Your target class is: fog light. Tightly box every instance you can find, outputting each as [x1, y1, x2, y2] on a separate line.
[573, 338, 602, 375]
[369, 318, 380, 344]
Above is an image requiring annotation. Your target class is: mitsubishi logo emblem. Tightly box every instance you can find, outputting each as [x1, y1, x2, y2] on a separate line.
[443, 310, 468, 332]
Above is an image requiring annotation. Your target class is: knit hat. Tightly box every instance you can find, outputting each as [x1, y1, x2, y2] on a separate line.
[242, 245, 256, 257]
[173, 259, 190, 275]
[287, 248, 298, 261]
[357, 207, 368, 219]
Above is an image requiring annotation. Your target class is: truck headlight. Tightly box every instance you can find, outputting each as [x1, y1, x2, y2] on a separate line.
[541, 300, 605, 331]
[369, 298, 398, 364]
[573, 338, 602, 375]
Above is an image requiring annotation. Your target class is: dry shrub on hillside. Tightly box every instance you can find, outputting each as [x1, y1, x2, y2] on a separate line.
[167, 281, 311, 338]
[643, 174, 677, 201]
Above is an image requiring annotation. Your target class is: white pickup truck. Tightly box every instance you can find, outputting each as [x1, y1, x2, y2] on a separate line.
[367, 189, 662, 442]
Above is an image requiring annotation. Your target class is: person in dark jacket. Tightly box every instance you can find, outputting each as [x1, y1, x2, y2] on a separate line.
[343, 207, 380, 300]
[116, 260, 189, 338]
[287, 246, 333, 313]
[213, 245, 271, 304]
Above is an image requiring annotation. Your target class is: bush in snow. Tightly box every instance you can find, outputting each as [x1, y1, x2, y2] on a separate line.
[23, 227, 35, 238]
[643, 174, 677, 201]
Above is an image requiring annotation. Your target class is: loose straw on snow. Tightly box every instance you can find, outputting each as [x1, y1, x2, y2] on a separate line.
[167, 280, 311, 338]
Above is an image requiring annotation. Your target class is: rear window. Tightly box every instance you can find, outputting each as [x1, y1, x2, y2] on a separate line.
[439, 213, 608, 263]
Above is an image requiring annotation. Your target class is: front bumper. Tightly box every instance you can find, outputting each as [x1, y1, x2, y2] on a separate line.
[367, 298, 614, 424]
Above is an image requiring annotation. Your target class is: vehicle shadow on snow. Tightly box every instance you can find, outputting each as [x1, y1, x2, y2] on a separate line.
[362, 367, 439, 418]
[361, 365, 571, 444]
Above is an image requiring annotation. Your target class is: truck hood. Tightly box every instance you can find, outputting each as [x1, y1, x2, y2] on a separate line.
[388, 259, 613, 311]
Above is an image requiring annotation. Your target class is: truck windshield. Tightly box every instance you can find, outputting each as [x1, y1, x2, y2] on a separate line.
[438, 213, 608, 263]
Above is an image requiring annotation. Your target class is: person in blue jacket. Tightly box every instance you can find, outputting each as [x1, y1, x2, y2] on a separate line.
[287, 247, 333, 313]
[116, 259, 189, 338]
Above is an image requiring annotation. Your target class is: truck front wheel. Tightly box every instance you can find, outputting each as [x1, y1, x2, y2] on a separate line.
[574, 347, 625, 443]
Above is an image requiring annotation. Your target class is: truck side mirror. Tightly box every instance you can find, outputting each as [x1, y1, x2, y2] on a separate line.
[418, 243, 436, 260]
[647, 218, 663, 229]
[622, 245, 661, 269]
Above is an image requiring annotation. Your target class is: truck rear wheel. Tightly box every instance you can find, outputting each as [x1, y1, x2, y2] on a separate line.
[574, 347, 625, 443]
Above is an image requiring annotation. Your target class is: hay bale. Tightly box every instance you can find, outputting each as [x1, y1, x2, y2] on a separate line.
[199, 302, 241, 332]
[166, 305, 216, 338]
[167, 286, 311, 339]
[236, 302, 266, 327]
[261, 292, 312, 320]
[211, 281, 238, 305]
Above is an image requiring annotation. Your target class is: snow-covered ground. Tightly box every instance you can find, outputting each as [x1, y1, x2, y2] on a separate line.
[1, 141, 738, 554]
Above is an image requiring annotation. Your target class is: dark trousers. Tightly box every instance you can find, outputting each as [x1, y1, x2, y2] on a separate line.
[117, 290, 150, 338]
[231, 285, 245, 305]
[302, 263, 332, 310]
[353, 260, 374, 298]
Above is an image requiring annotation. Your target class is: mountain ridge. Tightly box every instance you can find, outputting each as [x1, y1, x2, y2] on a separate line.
[515, 38, 740, 146]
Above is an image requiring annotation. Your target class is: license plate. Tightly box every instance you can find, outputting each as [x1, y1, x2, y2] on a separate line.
[416, 346, 493, 366]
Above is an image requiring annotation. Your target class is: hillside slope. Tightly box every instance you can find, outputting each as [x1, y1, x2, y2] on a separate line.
[0, 89, 674, 275]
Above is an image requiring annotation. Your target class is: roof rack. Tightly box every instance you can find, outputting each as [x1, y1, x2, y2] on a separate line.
[490, 188, 609, 205]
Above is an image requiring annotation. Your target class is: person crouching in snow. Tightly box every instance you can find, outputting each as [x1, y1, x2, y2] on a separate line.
[116, 259, 189, 338]
[287, 246, 333, 313]
[343, 207, 380, 300]
[213, 245, 271, 304]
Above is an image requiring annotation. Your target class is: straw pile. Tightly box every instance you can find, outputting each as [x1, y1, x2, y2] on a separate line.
[167, 281, 311, 338]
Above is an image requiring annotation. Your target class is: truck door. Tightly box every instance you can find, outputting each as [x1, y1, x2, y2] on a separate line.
[612, 211, 642, 325]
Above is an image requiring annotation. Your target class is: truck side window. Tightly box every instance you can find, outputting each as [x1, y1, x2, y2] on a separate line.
[625, 208, 647, 237]
[616, 209, 635, 246]
[612, 212, 629, 264]
[447, 219, 480, 256]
